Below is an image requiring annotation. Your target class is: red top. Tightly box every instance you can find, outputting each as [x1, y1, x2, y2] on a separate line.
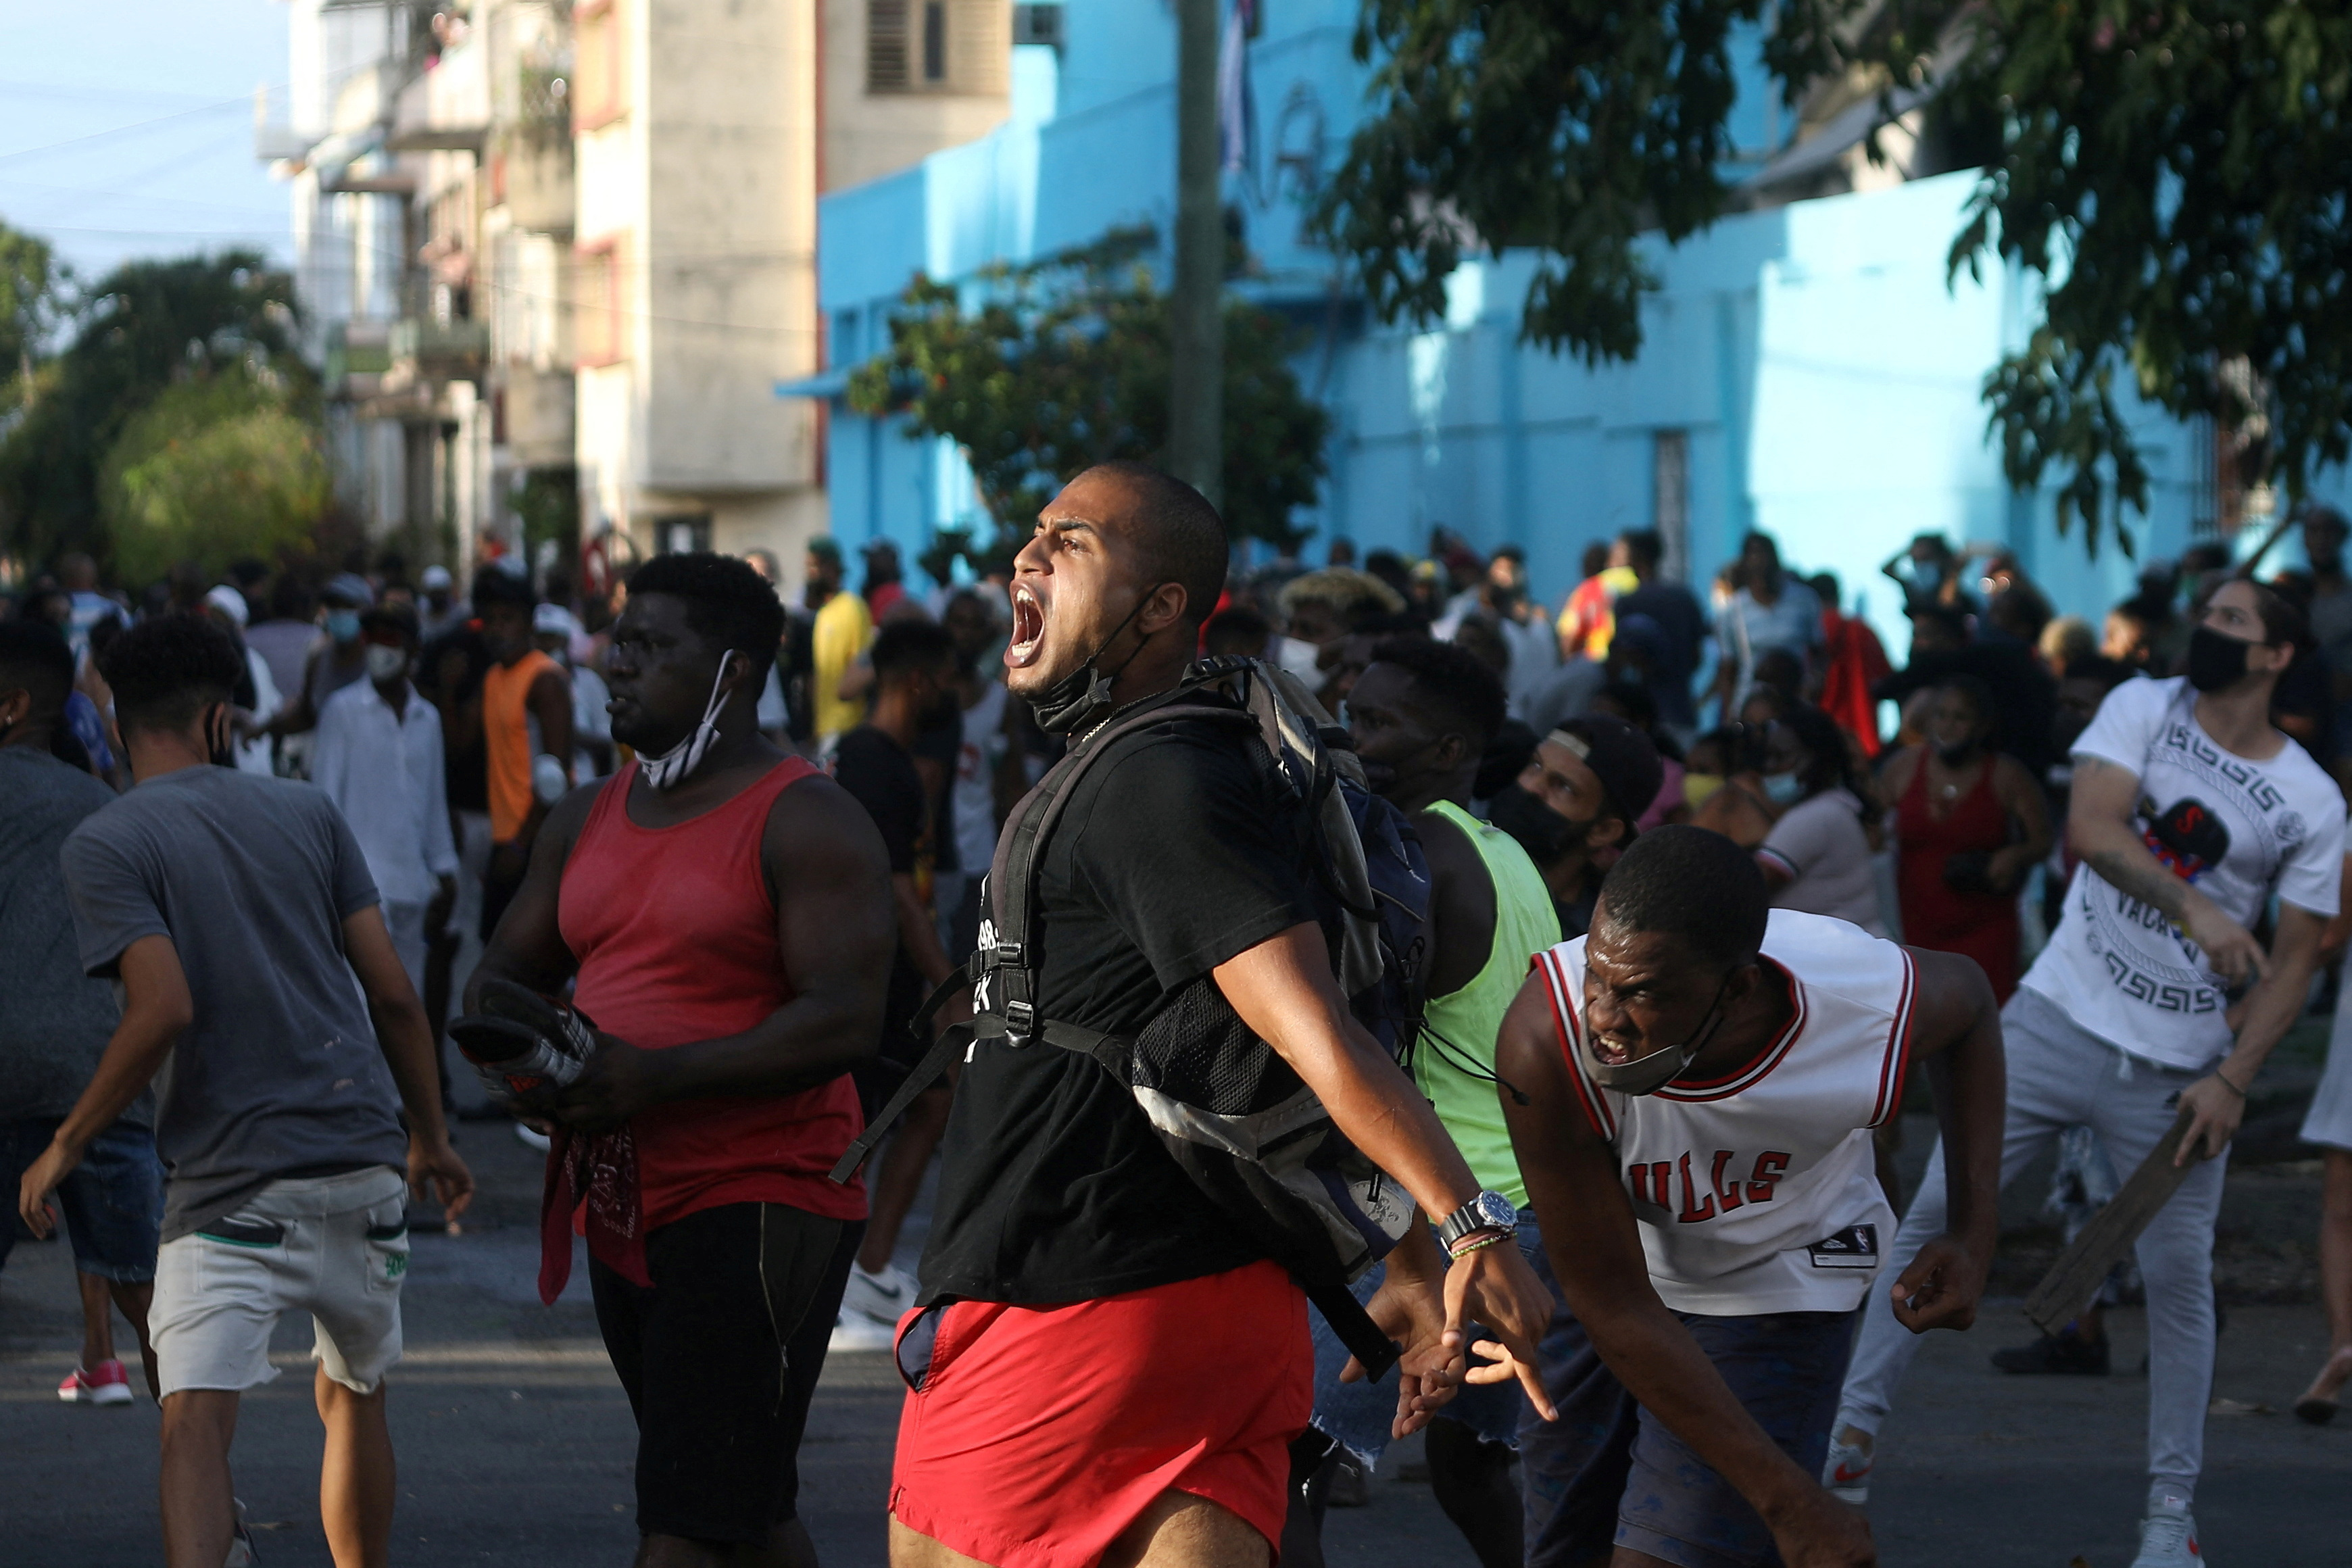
[1817, 610, 1892, 758]
[560, 756, 867, 1231]
[1894, 754, 2020, 1002]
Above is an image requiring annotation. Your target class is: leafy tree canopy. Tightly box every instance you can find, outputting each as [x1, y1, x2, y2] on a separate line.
[100, 367, 329, 589]
[1321, 1, 2352, 556]
[0, 249, 310, 570]
[847, 226, 1331, 554]
[0, 220, 59, 412]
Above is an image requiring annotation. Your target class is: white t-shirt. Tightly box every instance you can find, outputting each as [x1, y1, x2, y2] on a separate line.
[2024, 676, 2345, 1071]
[1759, 787, 1885, 935]
[1534, 910, 1914, 1315]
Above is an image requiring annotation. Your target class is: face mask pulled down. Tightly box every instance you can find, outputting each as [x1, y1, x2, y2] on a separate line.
[637, 653, 733, 791]
[1587, 970, 1736, 1096]
[1029, 593, 1154, 737]
[364, 644, 408, 682]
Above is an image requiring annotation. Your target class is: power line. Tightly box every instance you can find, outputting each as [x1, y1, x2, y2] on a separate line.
[0, 97, 249, 172]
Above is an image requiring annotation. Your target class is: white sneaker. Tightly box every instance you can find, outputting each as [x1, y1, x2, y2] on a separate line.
[1821, 1423, 1874, 1504]
[2130, 1495, 2204, 1567]
[828, 1310, 897, 1353]
[841, 1261, 915, 1326]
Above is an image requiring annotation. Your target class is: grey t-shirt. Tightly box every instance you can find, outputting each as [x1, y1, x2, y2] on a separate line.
[61, 766, 407, 1241]
[0, 748, 145, 1127]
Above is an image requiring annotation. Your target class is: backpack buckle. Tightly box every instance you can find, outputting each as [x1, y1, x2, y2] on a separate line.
[1002, 1000, 1034, 1042]
[994, 941, 1024, 964]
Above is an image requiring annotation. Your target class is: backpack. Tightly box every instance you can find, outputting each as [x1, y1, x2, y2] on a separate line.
[832, 656, 1431, 1378]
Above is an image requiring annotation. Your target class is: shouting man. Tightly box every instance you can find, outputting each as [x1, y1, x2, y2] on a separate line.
[470, 553, 894, 1568]
[889, 462, 1557, 1568]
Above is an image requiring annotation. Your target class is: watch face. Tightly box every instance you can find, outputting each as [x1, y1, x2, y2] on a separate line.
[1475, 1192, 1517, 1229]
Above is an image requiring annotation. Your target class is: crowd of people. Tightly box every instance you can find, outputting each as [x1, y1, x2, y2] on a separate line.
[3, 480, 2351, 1568]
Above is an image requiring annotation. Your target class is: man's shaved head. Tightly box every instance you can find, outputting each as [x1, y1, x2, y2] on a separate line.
[1078, 460, 1228, 627]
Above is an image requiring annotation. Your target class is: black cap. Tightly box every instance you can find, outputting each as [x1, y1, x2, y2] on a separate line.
[1549, 714, 1663, 831]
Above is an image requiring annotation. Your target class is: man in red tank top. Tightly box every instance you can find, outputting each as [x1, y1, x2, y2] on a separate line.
[467, 552, 896, 1568]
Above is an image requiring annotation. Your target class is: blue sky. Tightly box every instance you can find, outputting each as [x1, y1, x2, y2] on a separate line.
[0, 0, 292, 291]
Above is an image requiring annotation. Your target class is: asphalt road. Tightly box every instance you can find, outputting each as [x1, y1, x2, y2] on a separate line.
[2, 1119, 2344, 1567]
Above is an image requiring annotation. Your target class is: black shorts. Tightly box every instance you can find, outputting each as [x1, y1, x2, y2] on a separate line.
[589, 1202, 862, 1544]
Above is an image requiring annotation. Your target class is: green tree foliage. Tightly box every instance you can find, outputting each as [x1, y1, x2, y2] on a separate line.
[1914, 2, 2352, 554]
[0, 250, 310, 570]
[1316, 0, 1846, 366]
[0, 220, 59, 412]
[1322, 1, 2352, 556]
[99, 369, 328, 589]
[846, 228, 1331, 552]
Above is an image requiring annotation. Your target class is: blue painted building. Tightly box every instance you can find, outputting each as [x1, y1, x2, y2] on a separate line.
[791, 1, 2344, 660]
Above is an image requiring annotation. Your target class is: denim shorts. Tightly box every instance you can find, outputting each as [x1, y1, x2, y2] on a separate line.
[0, 1117, 164, 1283]
[1519, 1234, 1857, 1568]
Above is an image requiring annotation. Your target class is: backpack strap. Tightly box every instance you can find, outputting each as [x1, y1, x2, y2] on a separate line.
[1304, 1277, 1403, 1382]
[982, 696, 1256, 1046]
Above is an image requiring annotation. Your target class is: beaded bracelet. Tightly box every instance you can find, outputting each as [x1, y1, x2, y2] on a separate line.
[1448, 1229, 1509, 1260]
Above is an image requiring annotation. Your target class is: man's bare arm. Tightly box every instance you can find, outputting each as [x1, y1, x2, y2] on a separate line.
[464, 783, 600, 1008]
[343, 905, 474, 1217]
[18, 936, 190, 1235]
[1488, 978, 1874, 1568]
[2069, 756, 2266, 981]
[547, 776, 895, 1129]
[2176, 902, 2329, 1163]
[1212, 923, 1560, 1418]
[1883, 949, 2004, 1331]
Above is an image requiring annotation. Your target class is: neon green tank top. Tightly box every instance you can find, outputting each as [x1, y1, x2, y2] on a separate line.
[1414, 799, 1563, 1208]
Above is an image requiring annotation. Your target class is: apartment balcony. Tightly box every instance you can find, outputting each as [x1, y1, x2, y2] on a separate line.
[323, 321, 392, 401]
[388, 317, 491, 382]
[496, 132, 574, 237]
[499, 363, 576, 469]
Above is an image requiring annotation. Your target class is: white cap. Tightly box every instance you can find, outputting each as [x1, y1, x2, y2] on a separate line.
[204, 584, 249, 627]
[533, 602, 579, 637]
[421, 564, 453, 591]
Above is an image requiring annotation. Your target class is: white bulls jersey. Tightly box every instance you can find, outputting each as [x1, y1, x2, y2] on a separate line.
[1534, 909, 1917, 1315]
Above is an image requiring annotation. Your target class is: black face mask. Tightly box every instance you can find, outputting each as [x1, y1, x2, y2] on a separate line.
[1934, 739, 1977, 766]
[1030, 592, 1156, 737]
[1489, 783, 1590, 866]
[2186, 625, 2257, 693]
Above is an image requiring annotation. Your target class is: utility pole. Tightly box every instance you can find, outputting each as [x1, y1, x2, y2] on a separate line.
[1168, 0, 1223, 509]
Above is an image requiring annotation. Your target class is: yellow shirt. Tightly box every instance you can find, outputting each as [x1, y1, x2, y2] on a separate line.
[812, 589, 873, 742]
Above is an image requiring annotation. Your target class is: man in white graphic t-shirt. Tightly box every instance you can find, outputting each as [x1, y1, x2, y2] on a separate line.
[1832, 577, 2344, 1568]
[1430, 825, 2006, 1568]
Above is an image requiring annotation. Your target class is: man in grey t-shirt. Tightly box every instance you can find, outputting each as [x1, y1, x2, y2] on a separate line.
[16, 613, 471, 1568]
[0, 620, 164, 1406]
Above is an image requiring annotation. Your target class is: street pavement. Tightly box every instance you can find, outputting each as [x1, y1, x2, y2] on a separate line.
[3, 1117, 2345, 1566]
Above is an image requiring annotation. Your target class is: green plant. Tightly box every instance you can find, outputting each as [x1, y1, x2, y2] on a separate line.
[848, 226, 1329, 552]
[99, 369, 328, 588]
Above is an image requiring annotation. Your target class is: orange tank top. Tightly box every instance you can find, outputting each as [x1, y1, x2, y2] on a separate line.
[483, 649, 560, 841]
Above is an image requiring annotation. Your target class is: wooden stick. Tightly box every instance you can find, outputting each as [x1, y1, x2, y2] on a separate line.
[2024, 1108, 2207, 1338]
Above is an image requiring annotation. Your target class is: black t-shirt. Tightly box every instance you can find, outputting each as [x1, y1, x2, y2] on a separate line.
[913, 712, 962, 875]
[418, 624, 492, 812]
[832, 725, 930, 1050]
[918, 714, 1319, 1306]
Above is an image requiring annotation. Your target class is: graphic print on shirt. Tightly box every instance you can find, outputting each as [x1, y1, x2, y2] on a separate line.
[2077, 710, 2306, 1017]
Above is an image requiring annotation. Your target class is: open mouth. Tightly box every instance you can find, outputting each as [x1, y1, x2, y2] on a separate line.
[1592, 1035, 1638, 1066]
[1007, 585, 1046, 668]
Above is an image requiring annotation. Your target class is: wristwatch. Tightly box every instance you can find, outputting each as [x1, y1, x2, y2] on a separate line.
[1435, 1191, 1518, 1254]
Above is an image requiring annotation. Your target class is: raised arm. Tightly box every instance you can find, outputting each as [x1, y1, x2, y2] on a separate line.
[1488, 976, 1874, 1568]
[2068, 756, 2267, 981]
[1211, 923, 1560, 1417]
[545, 775, 895, 1130]
[1880, 949, 2003, 1331]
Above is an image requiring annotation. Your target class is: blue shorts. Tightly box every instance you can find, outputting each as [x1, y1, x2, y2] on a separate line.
[0, 1117, 164, 1283]
[1308, 1216, 1540, 1463]
[1519, 1236, 1856, 1568]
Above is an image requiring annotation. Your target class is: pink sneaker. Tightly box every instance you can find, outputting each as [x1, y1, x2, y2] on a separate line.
[58, 1358, 133, 1406]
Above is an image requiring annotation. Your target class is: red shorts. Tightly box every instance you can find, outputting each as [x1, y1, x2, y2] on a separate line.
[889, 1260, 1311, 1568]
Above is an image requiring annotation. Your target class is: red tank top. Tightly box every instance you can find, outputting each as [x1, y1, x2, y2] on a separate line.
[560, 756, 866, 1229]
[1893, 752, 2020, 1002]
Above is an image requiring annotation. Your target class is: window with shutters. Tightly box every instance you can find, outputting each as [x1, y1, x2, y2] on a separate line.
[869, 0, 1006, 95]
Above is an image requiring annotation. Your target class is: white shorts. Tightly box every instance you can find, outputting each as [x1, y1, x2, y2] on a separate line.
[151, 1165, 410, 1398]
